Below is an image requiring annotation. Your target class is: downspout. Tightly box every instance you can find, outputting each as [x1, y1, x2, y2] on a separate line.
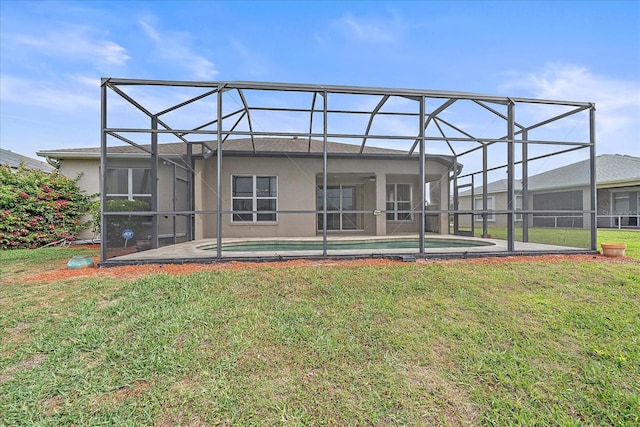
[45, 156, 61, 169]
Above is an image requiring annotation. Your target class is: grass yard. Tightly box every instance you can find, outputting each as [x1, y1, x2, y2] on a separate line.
[459, 226, 640, 256]
[0, 231, 639, 425]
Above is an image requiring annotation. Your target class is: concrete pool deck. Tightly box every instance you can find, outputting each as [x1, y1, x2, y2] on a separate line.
[101, 234, 597, 265]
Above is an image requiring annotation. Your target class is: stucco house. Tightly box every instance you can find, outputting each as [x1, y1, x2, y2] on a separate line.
[37, 137, 455, 244]
[458, 154, 640, 229]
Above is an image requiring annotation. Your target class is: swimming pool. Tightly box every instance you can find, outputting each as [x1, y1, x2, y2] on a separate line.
[202, 238, 494, 252]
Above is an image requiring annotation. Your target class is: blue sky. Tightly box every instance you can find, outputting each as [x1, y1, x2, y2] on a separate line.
[1, 0, 639, 160]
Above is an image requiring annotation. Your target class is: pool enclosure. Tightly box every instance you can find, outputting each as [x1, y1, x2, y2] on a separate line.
[100, 78, 597, 262]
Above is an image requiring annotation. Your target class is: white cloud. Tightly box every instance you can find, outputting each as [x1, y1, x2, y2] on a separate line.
[138, 19, 218, 80]
[500, 63, 640, 155]
[0, 74, 98, 111]
[228, 37, 273, 77]
[139, 20, 161, 42]
[11, 28, 130, 65]
[333, 10, 404, 43]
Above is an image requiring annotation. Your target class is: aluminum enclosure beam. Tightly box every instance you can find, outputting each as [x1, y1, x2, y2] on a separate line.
[99, 78, 596, 263]
[102, 78, 592, 107]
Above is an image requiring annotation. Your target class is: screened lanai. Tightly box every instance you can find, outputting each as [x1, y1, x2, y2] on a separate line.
[100, 78, 596, 263]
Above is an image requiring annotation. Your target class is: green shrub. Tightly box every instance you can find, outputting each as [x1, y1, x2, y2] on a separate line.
[104, 199, 151, 244]
[105, 199, 150, 212]
[0, 164, 94, 249]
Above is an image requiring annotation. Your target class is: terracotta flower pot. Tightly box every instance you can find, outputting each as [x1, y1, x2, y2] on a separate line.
[600, 243, 626, 257]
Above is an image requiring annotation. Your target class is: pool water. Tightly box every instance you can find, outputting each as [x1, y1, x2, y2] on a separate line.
[204, 238, 493, 252]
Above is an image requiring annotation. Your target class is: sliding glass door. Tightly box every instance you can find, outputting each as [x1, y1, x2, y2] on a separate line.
[317, 185, 363, 231]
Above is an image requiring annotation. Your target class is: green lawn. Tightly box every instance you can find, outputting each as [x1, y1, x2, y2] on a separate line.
[457, 226, 640, 258]
[1, 233, 639, 425]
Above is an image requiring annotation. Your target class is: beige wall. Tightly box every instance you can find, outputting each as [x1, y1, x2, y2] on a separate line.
[58, 159, 101, 240]
[194, 156, 452, 238]
[458, 192, 511, 228]
[59, 159, 101, 195]
[58, 158, 186, 240]
[59, 155, 452, 241]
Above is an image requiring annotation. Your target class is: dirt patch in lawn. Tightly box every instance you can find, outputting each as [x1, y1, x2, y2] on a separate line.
[6, 322, 32, 341]
[406, 363, 479, 426]
[1, 323, 33, 358]
[20, 253, 635, 284]
[93, 380, 152, 407]
[97, 297, 123, 310]
[43, 394, 66, 415]
[0, 353, 48, 384]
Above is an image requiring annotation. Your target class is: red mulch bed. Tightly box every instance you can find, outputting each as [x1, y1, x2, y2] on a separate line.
[22, 253, 634, 284]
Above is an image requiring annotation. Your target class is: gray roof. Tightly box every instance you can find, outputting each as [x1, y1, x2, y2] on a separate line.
[36, 138, 457, 168]
[459, 179, 523, 197]
[1, 148, 53, 173]
[38, 138, 414, 157]
[213, 137, 412, 155]
[528, 154, 640, 190]
[596, 154, 640, 184]
[460, 154, 640, 196]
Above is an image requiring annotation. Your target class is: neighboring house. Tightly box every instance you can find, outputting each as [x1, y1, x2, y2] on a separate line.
[457, 178, 524, 229]
[0, 148, 54, 173]
[458, 154, 640, 229]
[37, 138, 456, 242]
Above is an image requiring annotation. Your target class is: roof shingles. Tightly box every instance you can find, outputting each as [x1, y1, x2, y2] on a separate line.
[38, 138, 412, 158]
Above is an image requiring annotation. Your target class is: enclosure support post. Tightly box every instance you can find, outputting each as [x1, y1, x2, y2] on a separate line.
[470, 178, 475, 238]
[522, 130, 529, 242]
[322, 91, 328, 256]
[216, 86, 223, 258]
[151, 116, 159, 250]
[186, 143, 193, 242]
[589, 104, 597, 250]
[507, 100, 515, 252]
[172, 164, 177, 245]
[100, 80, 108, 263]
[453, 155, 459, 235]
[419, 96, 426, 254]
[482, 145, 488, 238]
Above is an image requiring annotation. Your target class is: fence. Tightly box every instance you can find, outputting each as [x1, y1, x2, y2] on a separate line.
[597, 214, 640, 229]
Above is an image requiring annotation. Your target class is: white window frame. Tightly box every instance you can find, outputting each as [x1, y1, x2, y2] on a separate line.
[386, 183, 413, 221]
[316, 184, 365, 231]
[231, 175, 278, 223]
[515, 195, 523, 222]
[106, 167, 152, 201]
[610, 187, 640, 227]
[474, 196, 495, 222]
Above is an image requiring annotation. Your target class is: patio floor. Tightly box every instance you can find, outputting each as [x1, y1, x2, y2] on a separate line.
[101, 234, 597, 266]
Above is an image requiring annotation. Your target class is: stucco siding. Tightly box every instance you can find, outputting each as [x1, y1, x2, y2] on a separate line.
[58, 159, 100, 240]
[195, 156, 451, 238]
[58, 154, 452, 241]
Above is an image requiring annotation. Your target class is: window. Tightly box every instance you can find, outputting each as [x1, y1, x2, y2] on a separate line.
[515, 195, 523, 222]
[612, 190, 639, 227]
[232, 175, 277, 223]
[386, 184, 412, 221]
[532, 190, 583, 228]
[474, 196, 495, 222]
[106, 168, 152, 203]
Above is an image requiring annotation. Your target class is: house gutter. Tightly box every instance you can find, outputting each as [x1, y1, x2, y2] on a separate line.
[43, 156, 60, 169]
[597, 180, 640, 189]
[37, 148, 464, 175]
[36, 151, 185, 160]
